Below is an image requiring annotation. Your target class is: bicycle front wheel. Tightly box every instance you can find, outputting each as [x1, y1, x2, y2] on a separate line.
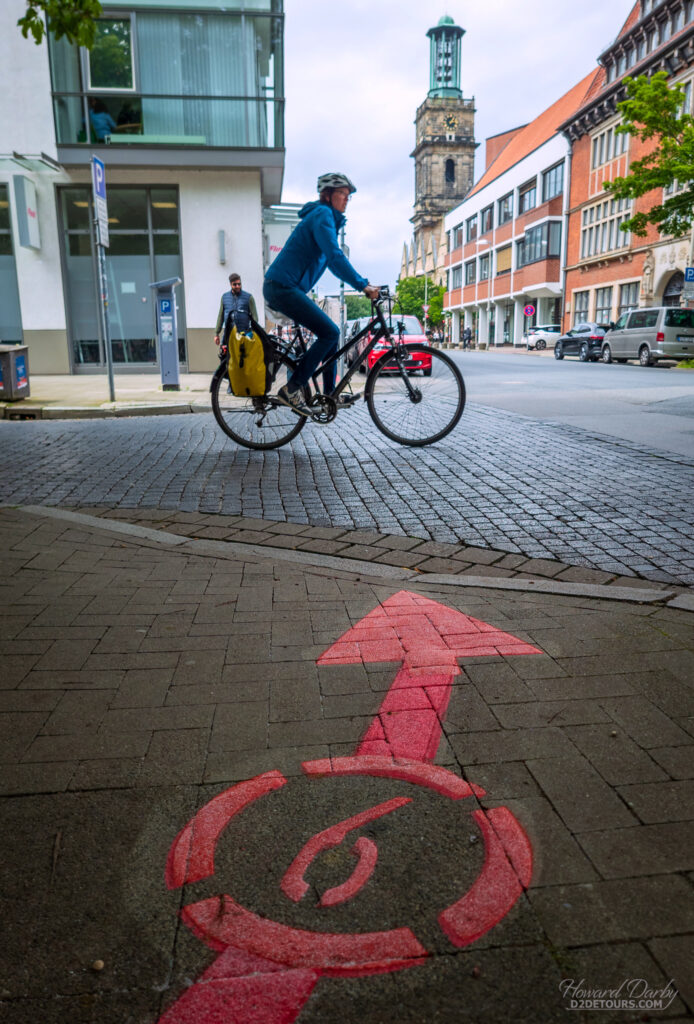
[365, 344, 465, 446]
[211, 356, 306, 450]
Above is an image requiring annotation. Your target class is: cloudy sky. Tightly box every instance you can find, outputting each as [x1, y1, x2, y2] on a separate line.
[280, 0, 635, 294]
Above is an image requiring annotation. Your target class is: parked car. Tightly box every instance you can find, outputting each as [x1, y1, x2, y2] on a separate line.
[347, 314, 432, 375]
[522, 324, 561, 350]
[601, 306, 694, 366]
[554, 322, 610, 361]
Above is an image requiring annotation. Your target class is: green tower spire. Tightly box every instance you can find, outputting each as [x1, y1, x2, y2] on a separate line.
[427, 15, 464, 98]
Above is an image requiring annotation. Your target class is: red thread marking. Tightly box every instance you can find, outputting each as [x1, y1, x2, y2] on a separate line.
[303, 756, 485, 799]
[438, 807, 533, 947]
[280, 797, 411, 903]
[181, 895, 428, 975]
[319, 837, 379, 908]
[166, 771, 287, 889]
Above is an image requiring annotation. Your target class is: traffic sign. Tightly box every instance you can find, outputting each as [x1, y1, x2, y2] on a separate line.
[91, 156, 109, 248]
[524, 304, 535, 317]
[160, 592, 540, 1024]
[684, 267, 694, 282]
[422, 304, 430, 312]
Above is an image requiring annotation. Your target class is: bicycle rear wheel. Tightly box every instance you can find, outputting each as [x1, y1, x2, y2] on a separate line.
[211, 356, 306, 450]
[365, 344, 465, 446]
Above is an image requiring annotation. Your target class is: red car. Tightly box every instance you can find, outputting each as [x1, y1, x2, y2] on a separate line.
[346, 314, 433, 375]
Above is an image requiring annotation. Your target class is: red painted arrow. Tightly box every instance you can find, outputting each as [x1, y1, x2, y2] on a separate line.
[318, 591, 540, 762]
[159, 591, 540, 1024]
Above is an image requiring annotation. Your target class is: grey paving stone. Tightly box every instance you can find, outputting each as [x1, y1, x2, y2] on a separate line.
[43, 691, 115, 734]
[564, 724, 669, 785]
[24, 730, 152, 761]
[527, 756, 637, 831]
[204, 744, 329, 783]
[578, 820, 694, 877]
[599, 695, 693, 748]
[448, 726, 577, 765]
[210, 701, 268, 752]
[491, 700, 611, 729]
[648, 936, 694, 1013]
[269, 675, 322, 722]
[617, 780, 694, 823]
[650, 745, 694, 779]
[268, 715, 371, 748]
[0, 761, 77, 795]
[529, 875, 694, 945]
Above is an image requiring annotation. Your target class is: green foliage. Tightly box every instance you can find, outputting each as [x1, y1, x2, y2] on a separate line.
[394, 276, 445, 327]
[344, 295, 372, 320]
[18, 0, 103, 48]
[606, 71, 694, 238]
[89, 19, 133, 88]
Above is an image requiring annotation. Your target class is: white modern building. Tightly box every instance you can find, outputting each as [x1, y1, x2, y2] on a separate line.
[0, 0, 284, 374]
[443, 73, 595, 346]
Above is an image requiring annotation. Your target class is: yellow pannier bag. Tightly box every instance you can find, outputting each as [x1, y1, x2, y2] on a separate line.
[227, 326, 270, 397]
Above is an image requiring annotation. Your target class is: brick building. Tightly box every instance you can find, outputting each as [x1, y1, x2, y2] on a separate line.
[561, 0, 694, 328]
[442, 74, 595, 346]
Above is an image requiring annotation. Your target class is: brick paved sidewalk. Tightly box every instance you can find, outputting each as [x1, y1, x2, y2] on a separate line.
[1, 506, 693, 1023]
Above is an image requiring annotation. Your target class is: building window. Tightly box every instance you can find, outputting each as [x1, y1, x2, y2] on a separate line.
[48, 9, 284, 149]
[452, 223, 464, 249]
[635, 36, 645, 61]
[592, 125, 628, 167]
[595, 286, 613, 323]
[574, 290, 590, 325]
[659, 17, 671, 44]
[606, 61, 615, 83]
[496, 245, 512, 275]
[451, 265, 463, 289]
[465, 215, 477, 243]
[580, 197, 631, 259]
[88, 17, 135, 91]
[464, 260, 476, 285]
[479, 253, 490, 280]
[517, 221, 562, 267]
[518, 179, 537, 214]
[445, 159, 455, 184]
[497, 193, 513, 224]
[480, 205, 493, 234]
[619, 281, 640, 316]
[673, 7, 684, 32]
[542, 162, 564, 202]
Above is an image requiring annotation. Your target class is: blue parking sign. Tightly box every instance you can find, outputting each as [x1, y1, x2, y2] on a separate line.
[685, 267, 694, 282]
[160, 298, 172, 315]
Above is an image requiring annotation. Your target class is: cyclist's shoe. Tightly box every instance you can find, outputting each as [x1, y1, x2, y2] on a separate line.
[335, 391, 363, 408]
[275, 384, 311, 418]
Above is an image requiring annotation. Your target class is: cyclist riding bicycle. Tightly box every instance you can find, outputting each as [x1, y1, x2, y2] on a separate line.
[263, 172, 380, 417]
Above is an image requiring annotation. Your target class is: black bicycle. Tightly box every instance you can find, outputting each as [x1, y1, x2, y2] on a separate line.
[210, 287, 465, 450]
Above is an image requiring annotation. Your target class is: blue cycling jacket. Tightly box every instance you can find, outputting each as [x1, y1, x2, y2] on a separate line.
[265, 201, 368, 294]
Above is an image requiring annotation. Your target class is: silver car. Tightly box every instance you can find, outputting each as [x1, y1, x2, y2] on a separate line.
[601, 307, 694, 365]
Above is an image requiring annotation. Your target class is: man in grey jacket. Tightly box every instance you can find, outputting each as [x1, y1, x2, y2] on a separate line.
[214, 273, 259, 347]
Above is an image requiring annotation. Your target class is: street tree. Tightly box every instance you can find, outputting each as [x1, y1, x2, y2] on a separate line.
[345, 295, 372, 320]
[394, 276, 445, 327]
[606, 71, 694, 238]
[18, 0, 103, 48]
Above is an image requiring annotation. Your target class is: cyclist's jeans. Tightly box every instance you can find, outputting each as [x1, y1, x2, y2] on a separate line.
[263, 279, 339, 393]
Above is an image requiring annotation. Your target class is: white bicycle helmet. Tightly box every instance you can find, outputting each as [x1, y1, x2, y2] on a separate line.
[317, 172, 357, 194]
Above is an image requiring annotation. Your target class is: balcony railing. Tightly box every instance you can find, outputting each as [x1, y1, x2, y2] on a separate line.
[53, 93, 284, 149]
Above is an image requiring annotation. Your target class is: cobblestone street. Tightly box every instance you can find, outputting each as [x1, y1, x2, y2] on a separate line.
[1, 403, 693, 585]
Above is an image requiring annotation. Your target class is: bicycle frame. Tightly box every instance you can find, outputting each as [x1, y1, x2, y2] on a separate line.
[282, 301, 415, 401]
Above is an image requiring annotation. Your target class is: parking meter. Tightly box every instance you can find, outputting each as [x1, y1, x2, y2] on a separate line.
[149, 277, 182, 391]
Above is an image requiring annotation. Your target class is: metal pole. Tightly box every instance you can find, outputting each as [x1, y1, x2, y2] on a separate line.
[339, 225, 346, 379]
[96, 232, 115, 402]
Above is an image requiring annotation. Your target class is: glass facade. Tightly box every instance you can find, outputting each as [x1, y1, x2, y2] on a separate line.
[60, 185, 185, 367]
[0, 185, 22, 343]
[49, 6, 284, 149]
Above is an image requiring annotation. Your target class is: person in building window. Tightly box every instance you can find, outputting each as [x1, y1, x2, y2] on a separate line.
[89, 98, 117, 142]
[263, 172, 379, 417]
[214, 273, 259, 349]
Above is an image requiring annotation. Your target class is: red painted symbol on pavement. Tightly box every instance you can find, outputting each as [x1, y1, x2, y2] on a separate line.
[159, 591, 539, 1023]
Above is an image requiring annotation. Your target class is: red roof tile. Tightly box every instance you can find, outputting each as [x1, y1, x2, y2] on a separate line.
[467, 68, 600, 198]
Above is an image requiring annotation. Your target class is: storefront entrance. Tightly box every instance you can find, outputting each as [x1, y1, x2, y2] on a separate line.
[60, 186, 186, 370]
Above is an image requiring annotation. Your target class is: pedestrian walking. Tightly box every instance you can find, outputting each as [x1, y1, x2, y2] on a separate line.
[462, 326, 472, 350]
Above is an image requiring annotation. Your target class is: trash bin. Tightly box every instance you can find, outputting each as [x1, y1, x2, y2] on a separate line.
[0, 344, 30, 402]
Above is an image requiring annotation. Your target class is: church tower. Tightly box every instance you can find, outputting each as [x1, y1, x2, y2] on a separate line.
[410, 15, 476, 258]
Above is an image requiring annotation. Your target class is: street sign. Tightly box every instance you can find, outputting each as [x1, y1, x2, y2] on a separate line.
[684, 267, 694, 282]
[524, 304, 535, 317]
[161, 591, 540, 1024]
[91, 156, 109, 248]
[422, 304, 430, 312]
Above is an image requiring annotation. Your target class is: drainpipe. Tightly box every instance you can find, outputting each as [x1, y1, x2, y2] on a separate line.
[561, 149, 572, 329]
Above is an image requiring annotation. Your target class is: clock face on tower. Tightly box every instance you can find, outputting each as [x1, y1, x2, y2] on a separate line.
[444, 114, 458, 130]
